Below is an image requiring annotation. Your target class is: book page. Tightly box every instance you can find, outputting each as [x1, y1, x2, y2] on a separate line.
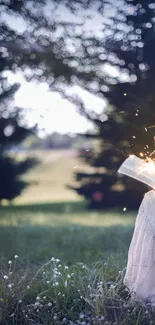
[118, 155, 155, 189]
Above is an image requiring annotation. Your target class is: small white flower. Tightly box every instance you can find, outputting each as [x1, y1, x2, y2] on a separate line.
[53, 315, 57, 319]
[34, 301, 40, 306]
[27, 285, 30, 290]
[3, 275, 8, 280]
[8, 260, 12, 265]
[64, 266, 68, 269]
[51, 257, 55, 261]
[14, 255, 18, 259]
[65, 280, 67, 287]
[56, 259, 60, 263]
[8, 284, 12, 288]
[80, 314, 85, 319]
[19, 300, 22, 304]
[48, 302, 52, 307]
[43, 296, 46, 300]
[55, 282, 59, 286]
[36, 296, 40, 300]
[46, 281, 50, 284]
[67, 274, 71, 278]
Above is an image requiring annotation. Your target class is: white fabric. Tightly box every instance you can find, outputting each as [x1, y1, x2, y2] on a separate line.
[124, 190, 155, 305]
[118, 155, 155, 190]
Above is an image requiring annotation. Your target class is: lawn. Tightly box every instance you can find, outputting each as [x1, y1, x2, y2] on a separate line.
[0, 150, 149, 325]
[0, 201, 135, 267]
[0, 149, 136, 266]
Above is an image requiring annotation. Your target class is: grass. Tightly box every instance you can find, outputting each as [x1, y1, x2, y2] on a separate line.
[0, 149, 152, 324]
[0, 200, 135, 266]
[15, 149, 88, 204]
[0, 149, 135, 266]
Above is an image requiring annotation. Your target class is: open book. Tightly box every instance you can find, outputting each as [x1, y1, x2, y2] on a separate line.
[118, 155, 155, 189]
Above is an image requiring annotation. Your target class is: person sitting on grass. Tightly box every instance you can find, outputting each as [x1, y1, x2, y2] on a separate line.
[124, 188, 155, 307]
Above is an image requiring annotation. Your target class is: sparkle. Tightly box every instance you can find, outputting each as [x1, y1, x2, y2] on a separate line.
[123, 207, 127, 211]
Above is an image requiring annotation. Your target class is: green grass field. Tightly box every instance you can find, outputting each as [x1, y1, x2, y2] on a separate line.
[0, 149, 136, 267]
[1, 150, 150, 325]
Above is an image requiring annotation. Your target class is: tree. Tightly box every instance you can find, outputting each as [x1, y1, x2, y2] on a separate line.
[72, 1, 155, 209]
[0, 51, 37, 202]
[2, 0, 155, 208]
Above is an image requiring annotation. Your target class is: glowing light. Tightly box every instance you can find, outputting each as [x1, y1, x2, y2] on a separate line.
[124, 93, 127, 96]
[145, 128, 148, 132]
[132, 136, 136, 139]
[123, 207, 127, 212]
[139, 152, 144, 157]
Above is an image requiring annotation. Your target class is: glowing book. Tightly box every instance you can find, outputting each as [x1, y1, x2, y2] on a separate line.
[118, 155, 155, 189]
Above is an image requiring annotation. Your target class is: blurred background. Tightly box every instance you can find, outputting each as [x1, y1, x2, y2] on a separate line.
[0, 0, 155, 267]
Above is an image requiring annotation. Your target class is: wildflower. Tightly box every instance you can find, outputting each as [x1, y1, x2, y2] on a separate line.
[80, 314, 85, 319]
[67, 274, 71, 278]
[14, 255, 18, 259]
[51, 257, 55, 261]
[43, 296, 46, 299]
[64, 266, 68, 269]
[55, 282, 59, 286]
[36, 296, 40, 300]
[8, 284, 12, 288]
[65, 281, 67, 287]
[46, 280, 50, 284]
[56, 259, 60, 263]
[48, 302, 52, 307]
[27, 285, 30, 289]
[19, 300, 22, 304]
[53, 315, 57, 319]
[8, 260, 12, 265]
[34, 301, 40, 306]
[3, 275, 8, 280]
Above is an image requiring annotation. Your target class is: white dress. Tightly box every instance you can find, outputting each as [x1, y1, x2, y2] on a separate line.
[124, 190, 155, 305]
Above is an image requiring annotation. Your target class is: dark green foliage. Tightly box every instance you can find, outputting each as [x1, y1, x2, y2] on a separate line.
[73, 1, 155, 209]
[0, 50, 37, 201]
[1, 0, 155, 206]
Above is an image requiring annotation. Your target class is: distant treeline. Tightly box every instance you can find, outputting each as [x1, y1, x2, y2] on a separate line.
[17, 132, 93, 151]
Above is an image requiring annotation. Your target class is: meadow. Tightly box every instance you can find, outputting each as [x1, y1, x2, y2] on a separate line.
[0, 149, 135, 267]
[0, 150, 152, 325]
